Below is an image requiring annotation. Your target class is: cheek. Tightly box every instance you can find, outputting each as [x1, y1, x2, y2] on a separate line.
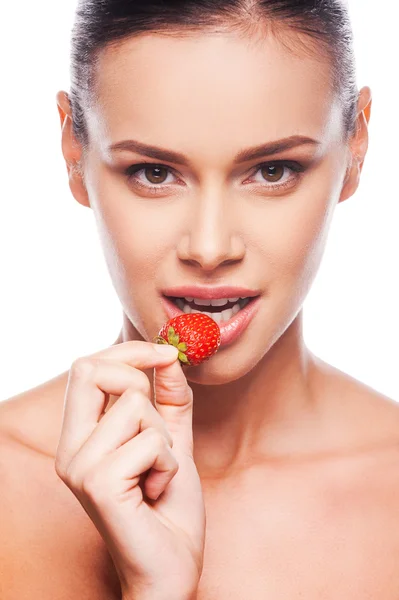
[99, 207, 171, 288]
[274, 201, 330, 278]
[85, 170, 178, 294]
[256, 170, 343, 291]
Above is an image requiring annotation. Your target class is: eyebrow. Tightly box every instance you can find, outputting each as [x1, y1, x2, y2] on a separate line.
[108, 135, 321, 166]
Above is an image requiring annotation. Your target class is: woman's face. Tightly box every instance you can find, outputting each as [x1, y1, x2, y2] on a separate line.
[65, 30, 366, 385]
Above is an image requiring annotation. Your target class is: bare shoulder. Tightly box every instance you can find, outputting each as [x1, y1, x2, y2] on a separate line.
[0, 374, 120, 598]
[0, 373, 68, 594]
[0, 370, 73, 527]
[0, 371, 70, 451]
[311, 353, 399, 452]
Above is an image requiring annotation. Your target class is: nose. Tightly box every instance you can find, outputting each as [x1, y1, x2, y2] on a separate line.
[176, 191, 245, 271]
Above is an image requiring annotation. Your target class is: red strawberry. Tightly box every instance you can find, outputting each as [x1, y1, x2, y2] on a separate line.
[154, 313, 221, 366]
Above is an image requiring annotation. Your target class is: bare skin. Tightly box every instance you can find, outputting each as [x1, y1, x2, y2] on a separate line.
[2, 335, 399, 599]
[2, 27, 398, 599]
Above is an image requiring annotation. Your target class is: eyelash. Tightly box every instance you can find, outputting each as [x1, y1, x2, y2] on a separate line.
[124, 160, 306, 195]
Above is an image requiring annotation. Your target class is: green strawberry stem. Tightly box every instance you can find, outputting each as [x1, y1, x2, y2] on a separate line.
[153, 328, 190, 365]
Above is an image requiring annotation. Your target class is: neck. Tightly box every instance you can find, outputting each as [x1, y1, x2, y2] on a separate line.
[115, 311, 329, 477]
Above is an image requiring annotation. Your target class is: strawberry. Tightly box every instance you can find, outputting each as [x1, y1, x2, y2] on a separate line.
[154, 313, 221, 366]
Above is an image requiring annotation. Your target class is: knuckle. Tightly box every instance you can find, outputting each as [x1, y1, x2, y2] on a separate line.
[81, 467, 106, 499]
[146, 426, 167, 450]
[64, 461, 83, 490]
[122, 388, 148, 410]
[155, 376, 190, 399]
[132, 370, 152, 395]
[70, 357, 98, 380]
[171, 460, 179, 476]
[54, 457, 67, 481]
[168, 450, 179, 474]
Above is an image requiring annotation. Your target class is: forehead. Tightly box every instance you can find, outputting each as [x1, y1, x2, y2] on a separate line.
[88, 31, 342, 157]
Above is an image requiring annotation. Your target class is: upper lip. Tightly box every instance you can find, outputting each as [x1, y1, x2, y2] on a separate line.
[162, 285, 261, 300]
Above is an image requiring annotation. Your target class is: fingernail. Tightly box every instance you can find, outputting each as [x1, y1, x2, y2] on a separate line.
[153, 344, 178, 357]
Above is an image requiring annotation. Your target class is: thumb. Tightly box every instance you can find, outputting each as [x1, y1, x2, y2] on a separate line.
[153, 357, 194, 454]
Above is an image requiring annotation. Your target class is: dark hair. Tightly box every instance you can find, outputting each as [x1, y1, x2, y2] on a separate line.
[69, 0, 358, 154]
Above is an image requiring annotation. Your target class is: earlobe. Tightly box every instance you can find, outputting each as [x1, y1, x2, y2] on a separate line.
[355, 87, 372, 173]
[363, 95, 372, 125]
[56, 90, 91, 209]
[338, 159, 360, 204]
[68, 164, 91, 209]
[338, 86, 372, 204]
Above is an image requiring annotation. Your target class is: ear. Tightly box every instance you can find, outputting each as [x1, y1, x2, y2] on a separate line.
[339, 86, 372, 204]
[56, 91, 91, 208]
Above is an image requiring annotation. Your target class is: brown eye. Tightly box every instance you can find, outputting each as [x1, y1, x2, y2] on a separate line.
[144, 166, 169, 184]
[260, 164, 285, 182]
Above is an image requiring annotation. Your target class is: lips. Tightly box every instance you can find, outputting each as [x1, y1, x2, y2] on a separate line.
[161, 285, 261, 300]
[160, 294, 262, 348]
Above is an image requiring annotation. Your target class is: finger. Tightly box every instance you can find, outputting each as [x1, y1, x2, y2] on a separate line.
[58, 355, 172, 469]
[82, 427, 179, 504]
[66, 344, 177, 421]
[154, 360, 194, 455]
[90, 340, 178, 364]
[71, 388, 173, 472]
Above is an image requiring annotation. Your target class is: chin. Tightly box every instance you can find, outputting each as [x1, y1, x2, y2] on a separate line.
[182, 345, 265, 386]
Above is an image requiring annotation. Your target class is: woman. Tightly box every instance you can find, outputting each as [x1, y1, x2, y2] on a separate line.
[2, 0, 398, 598]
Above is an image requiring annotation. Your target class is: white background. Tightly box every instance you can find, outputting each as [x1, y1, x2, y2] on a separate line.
[0, 1, 397, 401]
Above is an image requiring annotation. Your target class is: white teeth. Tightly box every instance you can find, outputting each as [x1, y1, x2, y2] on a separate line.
[178, 306, 236, 323]
[185, 297, 231, 307]
[231, 303, 241, 316]
[192, 298, 213, 306]
[202, 308, 233, 323]
[221, 308, 233, 322]
[208, 298, 229, 307]
[206, 311, 222, 323]
[183, 296, 248, 307]
[174, 297, 249, 321]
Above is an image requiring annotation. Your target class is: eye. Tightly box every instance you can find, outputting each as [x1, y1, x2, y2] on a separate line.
[126, 164, 176, 187]
[260, 164, 285, 182]
[124, 160, 306, 195]
[247, 161, 305, 190]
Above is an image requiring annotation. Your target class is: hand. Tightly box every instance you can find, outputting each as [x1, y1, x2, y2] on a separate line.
[55, 341, 205, 599]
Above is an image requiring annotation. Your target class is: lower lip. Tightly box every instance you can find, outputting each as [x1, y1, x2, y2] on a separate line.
[160, 295, 261, 348]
